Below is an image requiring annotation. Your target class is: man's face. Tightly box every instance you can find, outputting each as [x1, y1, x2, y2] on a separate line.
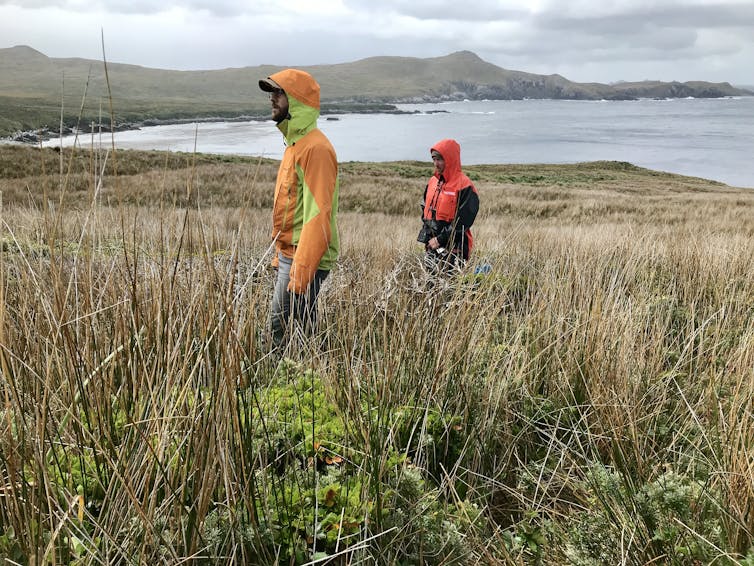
[431, 151, 445, 175]
[269, 88, 289, 123]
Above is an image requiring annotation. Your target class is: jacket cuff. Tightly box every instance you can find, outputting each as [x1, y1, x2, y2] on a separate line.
[287, 263, 311, 294]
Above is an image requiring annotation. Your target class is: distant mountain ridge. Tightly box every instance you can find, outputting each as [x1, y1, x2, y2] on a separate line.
[341, 50, 751, 103]
[0, 45, 751, 138]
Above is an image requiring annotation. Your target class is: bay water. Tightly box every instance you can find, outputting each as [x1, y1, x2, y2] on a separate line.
[47, 97, 754, 188]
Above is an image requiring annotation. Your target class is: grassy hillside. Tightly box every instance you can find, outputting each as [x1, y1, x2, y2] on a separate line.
[1, 145, 754, 563]
[0, 47, 603, 105]
[1, 46, 751, 138]
[0, 46, 271, 136]
[1, 145, 748, 215]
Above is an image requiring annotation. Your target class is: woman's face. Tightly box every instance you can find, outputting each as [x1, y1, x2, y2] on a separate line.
[431, 151, 445, 175]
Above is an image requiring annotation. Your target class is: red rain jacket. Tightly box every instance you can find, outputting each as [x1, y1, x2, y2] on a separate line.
[422, 139, 479, 259]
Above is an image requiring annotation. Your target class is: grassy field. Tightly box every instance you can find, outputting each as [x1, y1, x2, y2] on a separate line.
[1, 145, 754, 564]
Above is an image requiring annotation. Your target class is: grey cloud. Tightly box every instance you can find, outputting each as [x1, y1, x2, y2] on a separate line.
[474, 32, 745, 88]
[496, 39, 735, 64]
[635, 2, 754, 28]
[343, 0, 754, 28]
[535, 3, 754, 34]
[341, 0, 753, 72]
[508, 2, 753, 70]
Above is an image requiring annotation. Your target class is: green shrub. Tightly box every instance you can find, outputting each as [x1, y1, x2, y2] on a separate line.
[565, 465, 726, 564]
[230, 360, 486, 564]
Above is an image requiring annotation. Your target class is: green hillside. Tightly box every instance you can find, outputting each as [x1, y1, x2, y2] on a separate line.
[0, 45, 751, 138]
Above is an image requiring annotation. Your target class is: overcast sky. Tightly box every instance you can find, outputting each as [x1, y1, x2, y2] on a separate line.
[1, 0, 753, 86]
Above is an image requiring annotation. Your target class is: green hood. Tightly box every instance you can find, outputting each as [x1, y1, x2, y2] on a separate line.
[277, 95, 319, 145]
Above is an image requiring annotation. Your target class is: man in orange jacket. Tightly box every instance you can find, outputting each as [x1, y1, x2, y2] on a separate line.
[259, 69, 339, 349]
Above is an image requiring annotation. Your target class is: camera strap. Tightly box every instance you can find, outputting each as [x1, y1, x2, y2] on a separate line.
[428, 178, 444, 219]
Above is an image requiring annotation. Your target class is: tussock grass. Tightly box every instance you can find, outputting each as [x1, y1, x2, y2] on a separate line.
[0, 146, 754, 564]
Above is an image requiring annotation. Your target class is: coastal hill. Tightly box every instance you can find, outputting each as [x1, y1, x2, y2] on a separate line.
[1, 45, 751, 139]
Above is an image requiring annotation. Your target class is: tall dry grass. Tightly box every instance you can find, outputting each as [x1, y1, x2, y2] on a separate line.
[0, 146, 753, 564]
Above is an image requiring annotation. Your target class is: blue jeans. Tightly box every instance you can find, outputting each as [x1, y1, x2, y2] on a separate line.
[269, 254, 329, 348]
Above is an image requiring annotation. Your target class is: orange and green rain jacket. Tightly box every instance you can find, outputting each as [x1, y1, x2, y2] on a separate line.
[267, 69, 339, 294]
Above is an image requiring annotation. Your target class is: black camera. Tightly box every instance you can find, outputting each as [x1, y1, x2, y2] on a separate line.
[417, 223, 432, 244]
[418, 218, 440, 244]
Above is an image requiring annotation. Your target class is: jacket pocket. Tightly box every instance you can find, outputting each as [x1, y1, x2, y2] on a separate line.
[273, 157, 298, 239]
[435, 189, 458, 222]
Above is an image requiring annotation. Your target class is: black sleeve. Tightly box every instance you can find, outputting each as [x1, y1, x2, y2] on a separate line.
[456, 185, 479, 231]
[436, 224, 454, 247]
[435, 186, 479, 248]
[421, 184, 428, 219]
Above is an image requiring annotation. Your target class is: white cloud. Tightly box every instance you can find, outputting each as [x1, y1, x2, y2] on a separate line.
[342, 0, 528, 22]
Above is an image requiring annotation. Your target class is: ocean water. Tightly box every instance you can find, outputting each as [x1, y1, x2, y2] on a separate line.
[46, 97, 754, 188]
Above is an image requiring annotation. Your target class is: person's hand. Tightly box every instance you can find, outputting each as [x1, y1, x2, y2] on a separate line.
[428, 237, 440, 250]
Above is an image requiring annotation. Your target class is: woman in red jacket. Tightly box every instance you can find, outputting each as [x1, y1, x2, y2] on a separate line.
[418, 138, 479, 271]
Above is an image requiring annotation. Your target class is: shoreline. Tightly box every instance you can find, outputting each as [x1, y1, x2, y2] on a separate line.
[5, 93, 748, 145]
[4, 105, 451, 145]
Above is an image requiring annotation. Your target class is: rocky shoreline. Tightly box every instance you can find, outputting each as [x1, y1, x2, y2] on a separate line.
[4, 105, 447, 145]
[7, 86, 744, 145]
[6, 116, 267, 144]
